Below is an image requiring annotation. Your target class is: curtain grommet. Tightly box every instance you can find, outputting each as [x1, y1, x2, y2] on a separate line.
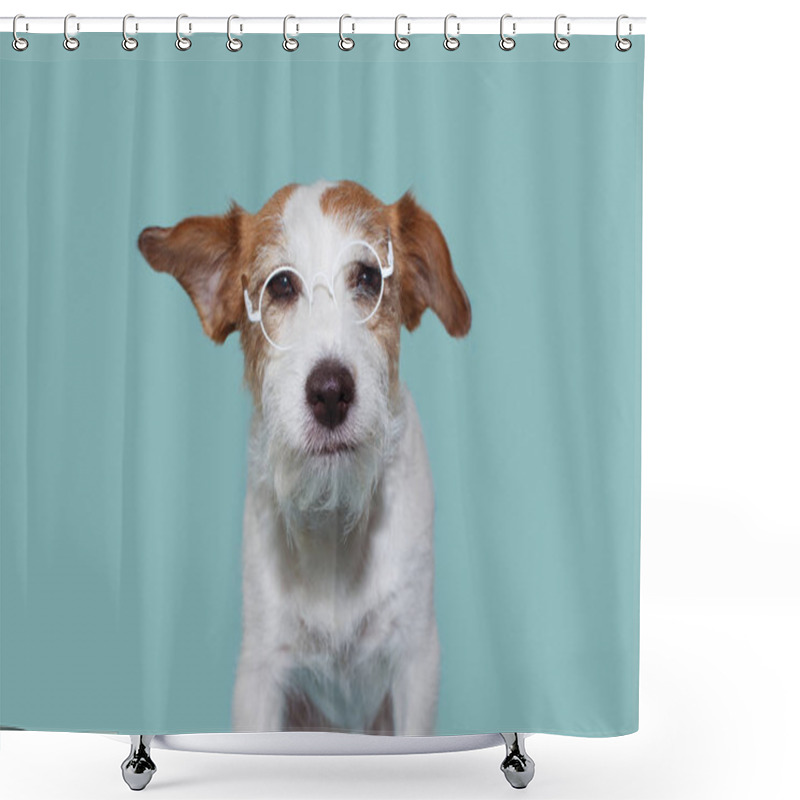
[553, 15, 570, 51]
[226, 15, 243, 52]
[283, 15, 299, 51]
[499, 14, 516, 51]
[339, 15, 355, 51]
[122, 14, 138, 51]
[63, 13, 80, 51]
[443, 14, 460, 51]
[394, 15, 410, 51]
[175, 14, 192, 51]
[12, 15, 29, 51]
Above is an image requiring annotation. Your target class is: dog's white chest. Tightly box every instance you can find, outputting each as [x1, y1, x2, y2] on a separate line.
[286, 617, 395, 729]
[234, 386, 438, 733]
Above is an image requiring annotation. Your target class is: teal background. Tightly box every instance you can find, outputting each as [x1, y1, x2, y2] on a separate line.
[0, 33, 643, 736]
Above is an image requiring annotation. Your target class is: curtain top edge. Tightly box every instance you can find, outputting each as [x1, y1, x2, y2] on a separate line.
[1, 33, 645, 65]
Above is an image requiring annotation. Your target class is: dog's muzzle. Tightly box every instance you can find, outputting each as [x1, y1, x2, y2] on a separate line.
[305, 359, 355, 430]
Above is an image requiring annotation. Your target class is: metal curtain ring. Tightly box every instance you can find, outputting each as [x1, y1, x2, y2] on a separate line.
[443, 14, 460, 51]
[553, 14, 570, 51]
[616, 14, 632, 51]
[176, 14, 191, 50]
[63, 13, 80, 51]
[227, 15, 243, 51]
[499, 14, 515, 50]
[12, 14, 28, 51]
[283, 15, 299, 51]
[394, 15, 410, 51]
[122, 14, 138, 51]
[339, 14, 355, 50]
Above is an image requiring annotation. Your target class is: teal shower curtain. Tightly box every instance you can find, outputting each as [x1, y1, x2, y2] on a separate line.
[0, 32, 643, 736]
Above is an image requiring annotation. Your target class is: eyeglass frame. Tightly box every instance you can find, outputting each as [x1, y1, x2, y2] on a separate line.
[243, 234, 395, 351]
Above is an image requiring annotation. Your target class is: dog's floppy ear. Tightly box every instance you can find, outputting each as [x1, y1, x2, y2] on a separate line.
[389, 191, 471, 337]
[138, 203, 245, 344]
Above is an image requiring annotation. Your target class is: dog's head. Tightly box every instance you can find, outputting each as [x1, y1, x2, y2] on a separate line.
[138, 180, 470, 528]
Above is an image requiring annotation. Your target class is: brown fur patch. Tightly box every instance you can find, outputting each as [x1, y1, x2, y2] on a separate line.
[320, 180, 385, 238]
[389, 192, 472, 337]
[138, 204, 246, 343]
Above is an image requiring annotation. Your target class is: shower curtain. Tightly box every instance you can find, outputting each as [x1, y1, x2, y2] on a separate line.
[0, 30, 643, 738]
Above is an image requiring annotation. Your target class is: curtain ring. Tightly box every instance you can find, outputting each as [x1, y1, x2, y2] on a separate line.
[122, 14, 138, 51]
[499, 14, 515, 51]
[443, 14, 460, 51]
[615, 14, 632, 51]
[283, 15, 299, 51]
[176, 14, 192, 50]
[63, 13, 80, 51]
[394, 15, 410, 51]
[227, 15, 243, 51]
[12, 14, 28, 52]
[553, 14, 570, 51]
[339, 14, 355, 50]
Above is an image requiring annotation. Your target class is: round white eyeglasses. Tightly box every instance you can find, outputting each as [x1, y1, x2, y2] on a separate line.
[243, 235, 394, 350]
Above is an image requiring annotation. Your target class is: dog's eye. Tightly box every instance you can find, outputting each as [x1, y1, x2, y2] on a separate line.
[355, 263, 382, 296]
[267, 271, 298, 301]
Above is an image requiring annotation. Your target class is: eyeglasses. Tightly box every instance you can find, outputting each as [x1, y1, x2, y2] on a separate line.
[243, 235, 394, 350]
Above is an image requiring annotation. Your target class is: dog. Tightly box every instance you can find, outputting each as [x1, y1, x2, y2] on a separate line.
[138, 180, 471, 735]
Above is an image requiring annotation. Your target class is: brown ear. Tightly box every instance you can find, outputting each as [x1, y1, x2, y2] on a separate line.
[389, 192, 471, 337]
[138, 203, 245, 343]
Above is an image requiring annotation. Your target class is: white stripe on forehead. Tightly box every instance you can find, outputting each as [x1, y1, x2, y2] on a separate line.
[282, 179, 336, 229]
[279, 180, 360, 276]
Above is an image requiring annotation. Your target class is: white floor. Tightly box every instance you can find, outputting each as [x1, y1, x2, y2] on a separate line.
[2, 596, 798, 800]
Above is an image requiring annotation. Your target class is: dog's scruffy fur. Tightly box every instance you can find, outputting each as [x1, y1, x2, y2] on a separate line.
[138, 180, 471, 735]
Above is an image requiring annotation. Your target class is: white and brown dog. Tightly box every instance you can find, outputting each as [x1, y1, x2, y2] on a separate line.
[138, 180, 471, 735]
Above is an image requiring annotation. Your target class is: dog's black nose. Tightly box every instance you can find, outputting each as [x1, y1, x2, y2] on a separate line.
[305, 359, 355, 429]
